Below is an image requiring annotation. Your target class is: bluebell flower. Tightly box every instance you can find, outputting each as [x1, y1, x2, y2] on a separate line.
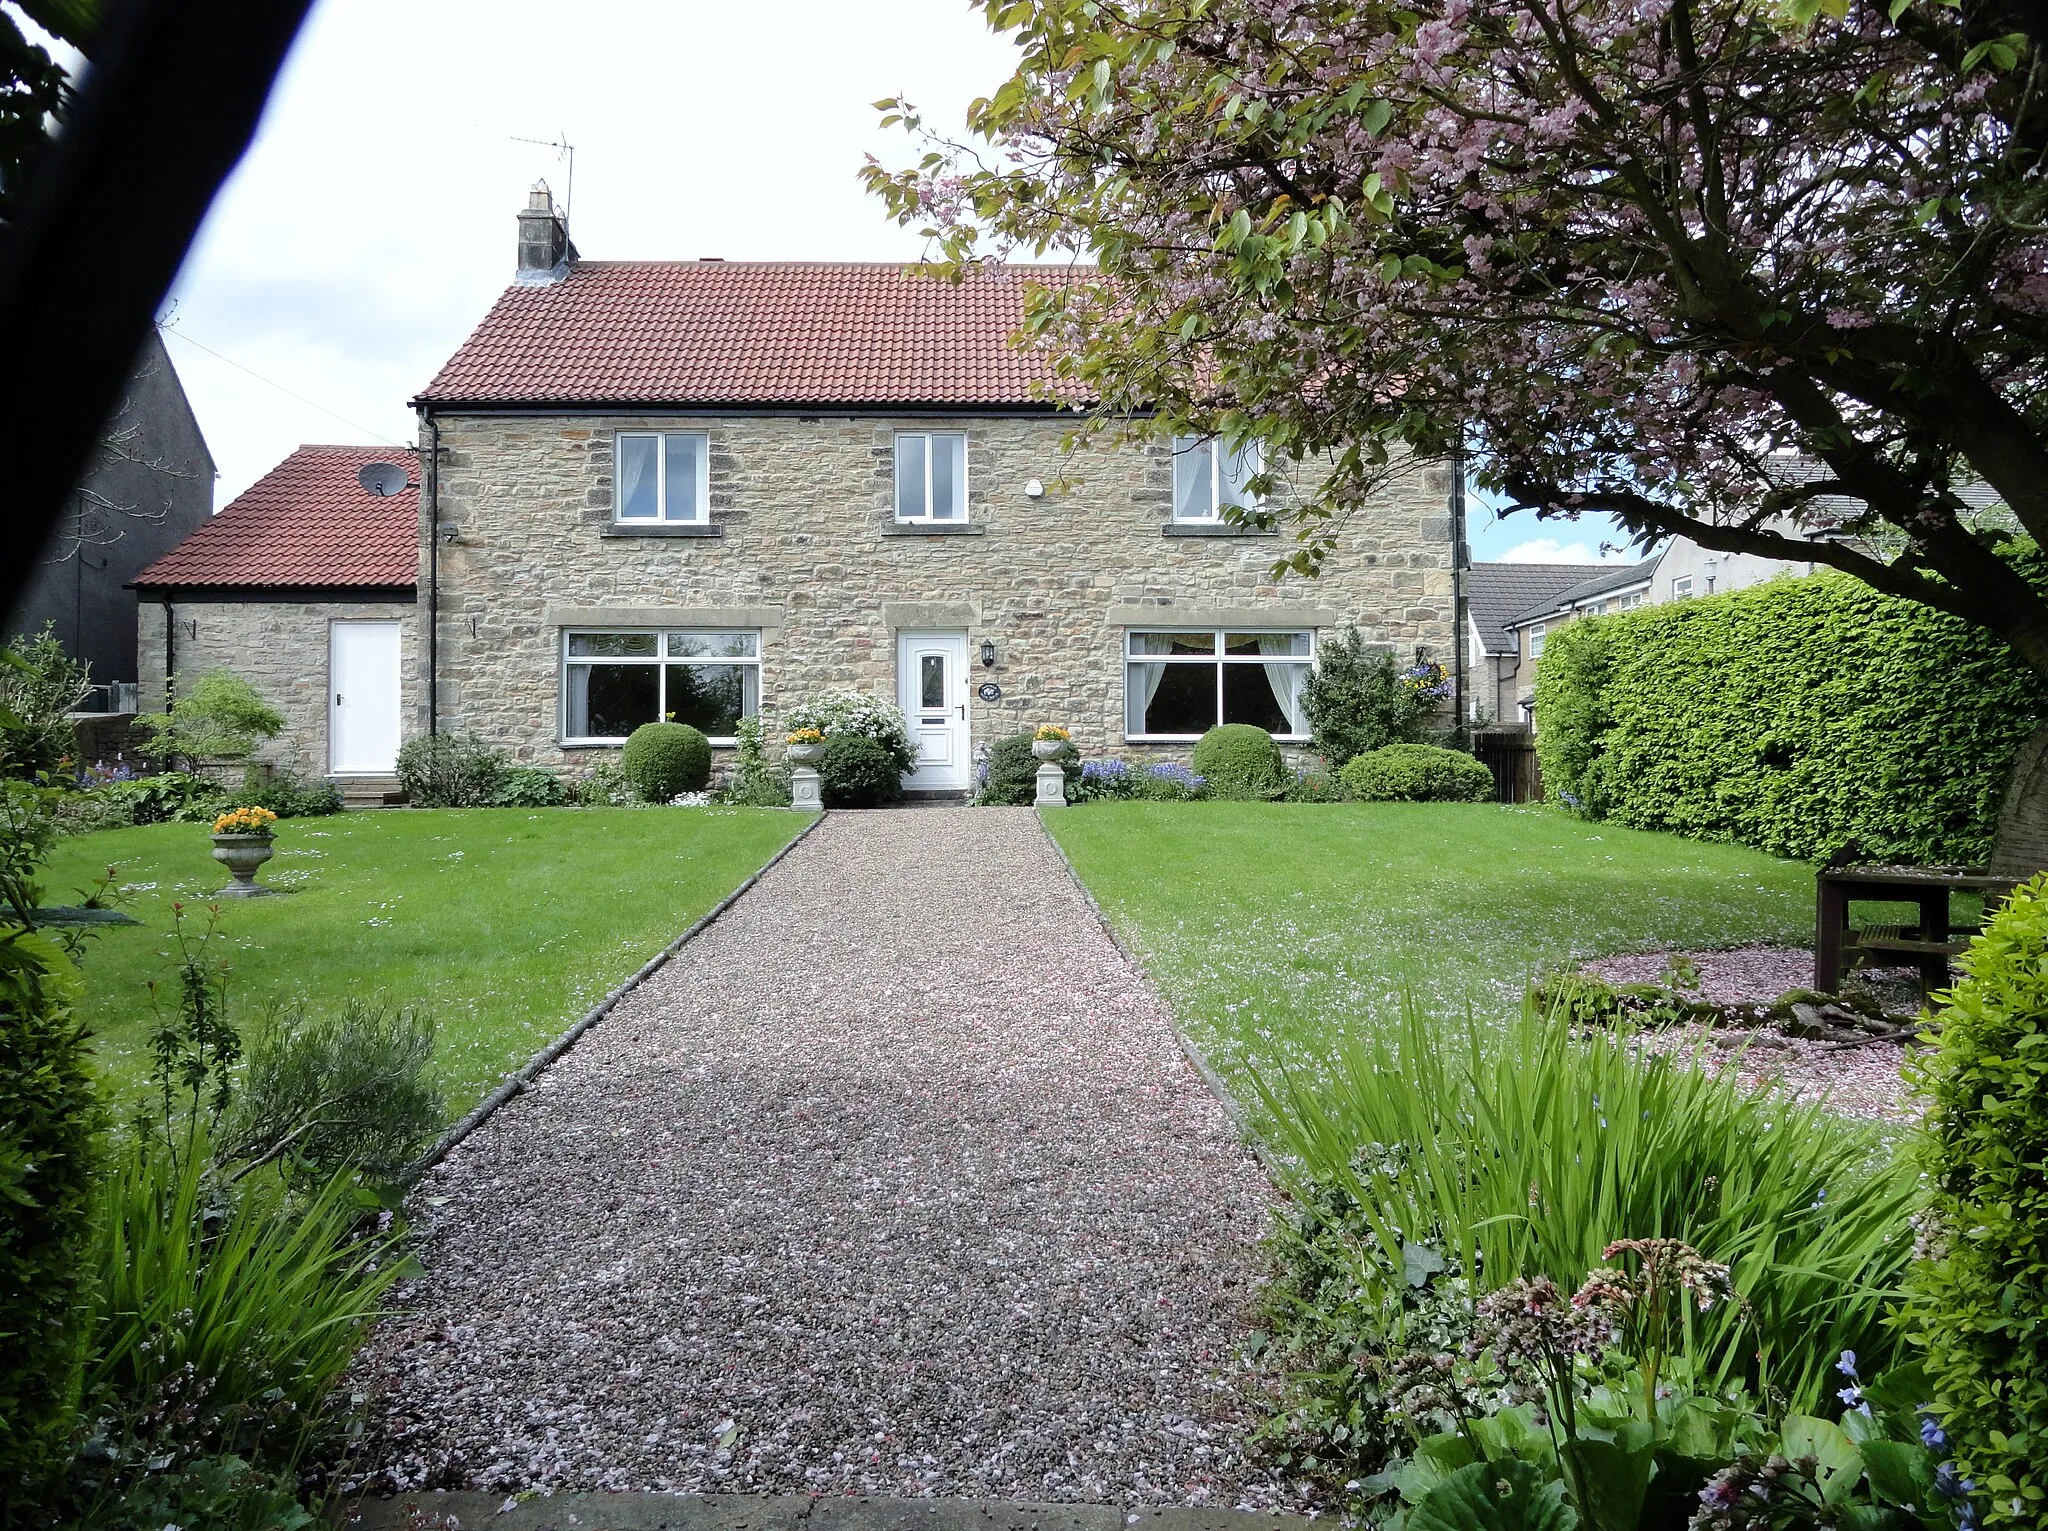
[1836, 1349, 1857, 1378]
[1920, 1412, 1949, 1452]
[1838, 1384, 1863, 1409]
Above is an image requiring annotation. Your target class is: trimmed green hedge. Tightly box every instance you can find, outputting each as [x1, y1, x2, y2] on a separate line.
[621, 722, 711, 801]
[1535, 572, 2047, 862]
[1190, 724, 1286, 798]
[1339, 742, 1493, 802]
[1905, 874, 2048, 1526]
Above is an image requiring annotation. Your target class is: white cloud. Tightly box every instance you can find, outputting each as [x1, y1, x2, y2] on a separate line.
[162, 0, 1023, 504]
[1495, 536, 1633, 565]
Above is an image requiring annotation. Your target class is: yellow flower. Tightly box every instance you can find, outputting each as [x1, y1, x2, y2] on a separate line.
[786, 727, 825, 745]
[1034, 724, 1072, 742]
[213, 806, 279, 835]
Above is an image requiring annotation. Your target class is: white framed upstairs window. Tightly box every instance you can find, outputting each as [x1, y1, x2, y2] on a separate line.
[1671, 576, 1694, 599]
[1529, 622, 1547, 657]
[1172, 435, 1263, 522]
[615, 431, 709, 524]
[895, 432, 967, 523]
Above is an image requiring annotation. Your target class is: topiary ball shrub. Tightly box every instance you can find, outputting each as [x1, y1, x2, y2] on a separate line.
[819, 732, 902, 808]
[1339, 743, 1494, 802]
[621, 722, 711, 802]
[1191, 723, 1286, 798]
[1905, 872, 2048, 1527]
[978, 732, 1079, 805]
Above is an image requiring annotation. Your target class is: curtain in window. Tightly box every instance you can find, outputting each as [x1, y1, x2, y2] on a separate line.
[1258, 635, 1303, 731]
[618, 436, 656, 518]
[1173, 438, 1214, 520]
[1222, 444, 1261, 510]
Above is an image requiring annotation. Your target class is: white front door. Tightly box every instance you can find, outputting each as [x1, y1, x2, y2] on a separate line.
[329, 621, 402, 775]
[896, 630, 971, 791]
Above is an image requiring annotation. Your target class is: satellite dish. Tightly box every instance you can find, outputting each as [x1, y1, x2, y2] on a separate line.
[357, 461, 412, 497]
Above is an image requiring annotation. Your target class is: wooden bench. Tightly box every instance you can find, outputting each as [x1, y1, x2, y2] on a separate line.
[1814, 725, 2048, 992]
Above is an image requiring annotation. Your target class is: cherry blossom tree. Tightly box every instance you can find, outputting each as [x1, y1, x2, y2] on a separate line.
[865, 0, 2048, 675]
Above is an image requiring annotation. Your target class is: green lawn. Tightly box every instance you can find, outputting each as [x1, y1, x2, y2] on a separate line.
[1044, 801, 1816, 1080]
[46, 807, 803, 1114]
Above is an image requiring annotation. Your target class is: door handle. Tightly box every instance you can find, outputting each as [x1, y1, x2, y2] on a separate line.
[957, 704, 965, 719]
[335, 694, 343, 706]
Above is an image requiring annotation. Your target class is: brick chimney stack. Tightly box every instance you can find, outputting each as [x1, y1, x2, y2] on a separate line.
[515, 181, 575, 285]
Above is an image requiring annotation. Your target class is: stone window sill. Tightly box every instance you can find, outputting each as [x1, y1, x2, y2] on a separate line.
[602, 523, 723, 538]
[1161, 523, 1276, 538]
[882, 522, 986, 537]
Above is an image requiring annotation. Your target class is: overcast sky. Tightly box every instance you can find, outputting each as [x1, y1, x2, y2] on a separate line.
[152, 0, 1626, 565]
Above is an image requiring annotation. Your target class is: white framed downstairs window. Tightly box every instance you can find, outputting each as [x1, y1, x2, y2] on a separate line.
[562, 630, 759, 744]
[614, 431, 709, 524]
[894, 431, 968, 523]
[1171, 435, 1263, 522]
[1124, 629, 1312, 740]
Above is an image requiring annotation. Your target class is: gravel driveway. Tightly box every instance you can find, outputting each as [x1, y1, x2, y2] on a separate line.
[354, 808, 1289, 1508]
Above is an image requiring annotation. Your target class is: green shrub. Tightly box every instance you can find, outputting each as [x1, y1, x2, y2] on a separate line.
[83, 1132, 403, 1471]
[717, 716, 791, 806]
[0, 624, 91, 779]
[1535, 570, 2048, 861]
[394, 732, 509, 808]
[0, 924, 100, 1516]
[219, 1000, 442, 1186]
[136, 673, 283, 770]
[1254, 1000, 1918, 1435]
[572, 759, 636, 807]
[94, 772, 228, 825]
[819, 733, 903, 808]
[1904, 874, 2048, 1526]
[1338, 742, 1493, 801]
[490, 765, 570, 807]
[235, 768, 342, 819]
[621, 722, 712, 801]
[1190, 723, 1286, 798]
[70, 1452, 314, 1531]
[978, 732, 1079, 805]
[1301, 627, 1430, 767]
[1280, 762, 1350, 802]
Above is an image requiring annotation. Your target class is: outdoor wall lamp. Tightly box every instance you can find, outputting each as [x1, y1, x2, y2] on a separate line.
[980, 639, 997, 668]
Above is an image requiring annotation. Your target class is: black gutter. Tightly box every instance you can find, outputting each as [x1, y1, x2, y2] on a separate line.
[405, 400, 1120, 419]
[129, 584, 415, 603]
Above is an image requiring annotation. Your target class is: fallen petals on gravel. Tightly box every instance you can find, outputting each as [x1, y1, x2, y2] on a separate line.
[350, 809, 1297, 1509]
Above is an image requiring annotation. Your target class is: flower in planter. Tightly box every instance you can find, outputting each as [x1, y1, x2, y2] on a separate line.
[1034, 724, 1072, 743]
[212, 805, 279, 836]
[786, 727, 825, 746]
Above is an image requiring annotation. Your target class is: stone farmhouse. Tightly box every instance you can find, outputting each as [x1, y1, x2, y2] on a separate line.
[135, 187, 1459, 797]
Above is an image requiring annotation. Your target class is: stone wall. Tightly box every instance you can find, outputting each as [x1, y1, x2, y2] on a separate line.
[425, 412, 1454, 771]
[138, 597, 420, 780]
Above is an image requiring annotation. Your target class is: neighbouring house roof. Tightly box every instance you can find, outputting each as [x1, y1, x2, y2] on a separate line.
[415, 261, 1093, 409]
[132, 445, 418, 591]
[1465, 562, 1614, 654]
[1506, 555, 1662, 628]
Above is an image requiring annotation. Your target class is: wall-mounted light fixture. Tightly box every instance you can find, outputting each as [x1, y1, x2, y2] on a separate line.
[980, 638, 997, 668]
[1024, 478, 1045, 498]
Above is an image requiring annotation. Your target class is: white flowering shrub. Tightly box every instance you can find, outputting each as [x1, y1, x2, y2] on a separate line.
[785, 692, 914, 773]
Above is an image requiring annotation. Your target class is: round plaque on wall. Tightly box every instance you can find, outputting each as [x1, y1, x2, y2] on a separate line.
[977, 682, 1003, 702]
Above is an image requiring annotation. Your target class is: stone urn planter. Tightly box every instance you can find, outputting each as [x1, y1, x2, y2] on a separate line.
[787, 741, 825, 766]
[1032, 739, 1067, 762]
[211, 833, 276, 897]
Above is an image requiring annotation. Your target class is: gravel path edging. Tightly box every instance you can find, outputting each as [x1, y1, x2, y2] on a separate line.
[1031, 809, 1272, 1170]
[400, 810, 829, 1184]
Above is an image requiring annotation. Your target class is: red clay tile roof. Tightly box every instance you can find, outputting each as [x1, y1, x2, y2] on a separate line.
[416, 261, 1090, 407]
[134, 445, 418, 590]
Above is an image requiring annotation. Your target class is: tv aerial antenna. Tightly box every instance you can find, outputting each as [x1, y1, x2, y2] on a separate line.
[512, 132, 575, 221]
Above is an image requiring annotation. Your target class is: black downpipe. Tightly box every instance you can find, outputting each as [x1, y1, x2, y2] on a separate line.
[1450, 437, 1469, 737]
[160, 595, 174, 710]
[425, 410, 440, 736]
